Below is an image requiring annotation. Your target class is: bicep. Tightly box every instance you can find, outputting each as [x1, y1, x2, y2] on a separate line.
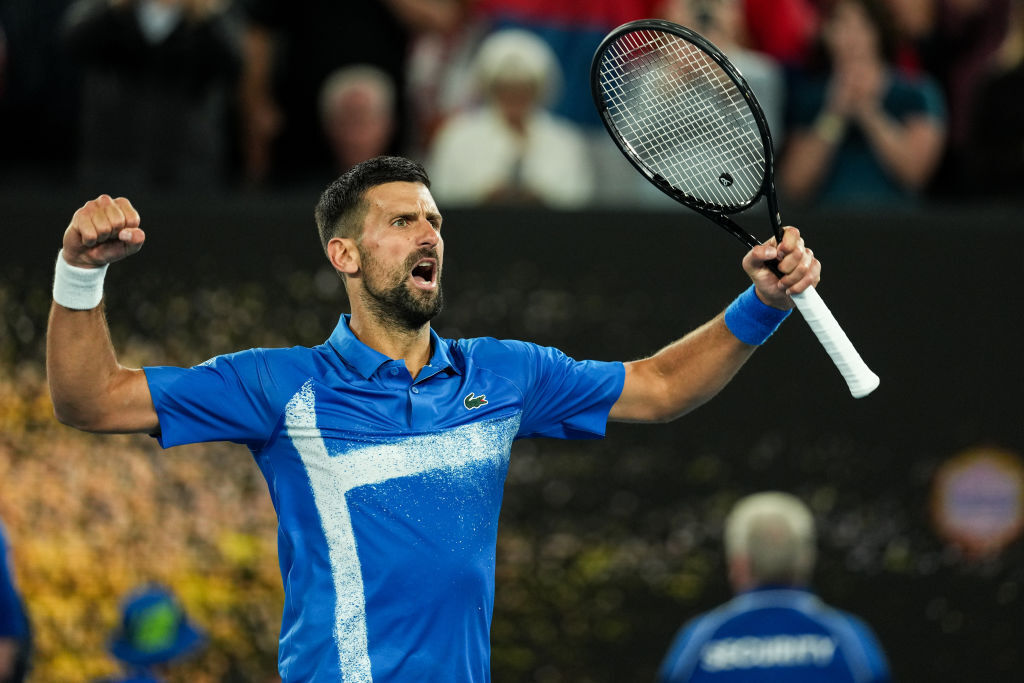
[98, 367, 160, 434]
[608, 359, 671, 424]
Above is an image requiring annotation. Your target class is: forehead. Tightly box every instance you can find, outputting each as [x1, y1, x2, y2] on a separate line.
[364, 181, 438, 215]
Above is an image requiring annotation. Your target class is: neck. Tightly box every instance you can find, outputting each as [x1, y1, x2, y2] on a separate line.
[347, 310, 434, 379]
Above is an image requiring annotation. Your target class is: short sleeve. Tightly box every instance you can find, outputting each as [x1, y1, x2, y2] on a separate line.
[494, 340, 625, 440]
[144, 349, 283, 449]
[887, 75, 946, 123]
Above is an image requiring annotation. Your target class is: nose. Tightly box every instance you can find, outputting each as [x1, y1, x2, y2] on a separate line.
[414, 217, 440, 247]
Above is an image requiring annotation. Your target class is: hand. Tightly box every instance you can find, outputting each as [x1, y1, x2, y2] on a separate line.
[742, 226, 820, 310]
[62, 195, 145, 268]
[824, 72, 858, 118]
[845, 61, 887, 120]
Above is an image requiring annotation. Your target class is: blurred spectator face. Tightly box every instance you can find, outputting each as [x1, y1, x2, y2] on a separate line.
[659, 0, 744, 43]
[320, 69, 395, 172]
[825, 1, 881, 63]
[490, 78, 541, 131]
[705, 0, 745, 43]
[474, 29, 560, 131]
[885, 0, 937, 37]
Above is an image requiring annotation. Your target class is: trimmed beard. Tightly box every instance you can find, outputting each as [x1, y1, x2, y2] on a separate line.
[357, 244, 444, 331]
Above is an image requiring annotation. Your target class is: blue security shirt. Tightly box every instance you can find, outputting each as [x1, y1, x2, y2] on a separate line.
[0, 520, 29, 641]
[144, 315, 624, 682]
[658, 587, 890, 683]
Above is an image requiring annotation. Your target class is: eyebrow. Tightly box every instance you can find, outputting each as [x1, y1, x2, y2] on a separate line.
[395, 210, 442, 224]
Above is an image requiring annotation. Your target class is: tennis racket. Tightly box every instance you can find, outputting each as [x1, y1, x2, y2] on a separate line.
[591, 19, 879, 398]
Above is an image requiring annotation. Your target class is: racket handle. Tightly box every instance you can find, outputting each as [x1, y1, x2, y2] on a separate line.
[790, 286, 880, 398]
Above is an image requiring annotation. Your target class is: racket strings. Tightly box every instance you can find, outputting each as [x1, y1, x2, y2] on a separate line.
[598, 29, 766, 210]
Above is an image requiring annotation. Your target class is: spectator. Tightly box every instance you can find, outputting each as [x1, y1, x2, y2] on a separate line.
[427, 28, 594, 208]
[885, 0, 1012, 195]
[99, 585, 205, 683]
[662, 0, 787, 146]
[0, 519, 30, 683]
[779, 0, 946, 206]
[61, 0, 242, 193]
[963, 0, 1024, 199]
[237, 0, 462, 187]
[658, 492, 891, 682]
[319, 65, 397, 176]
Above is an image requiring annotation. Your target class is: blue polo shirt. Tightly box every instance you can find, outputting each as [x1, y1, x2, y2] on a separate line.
[658, 587, 890, 682]
[144, 315, 624, 682]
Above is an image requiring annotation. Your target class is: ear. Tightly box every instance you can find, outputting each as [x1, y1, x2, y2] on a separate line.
[327, 237, 360, 276]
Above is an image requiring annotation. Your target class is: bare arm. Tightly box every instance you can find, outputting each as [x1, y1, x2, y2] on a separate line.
[608, 227, 820, 423]
[0, 638, 17, 681]
[780, 73, 854, 201]
[855, 107, 945, 190]
[238, 23, 281, 184]
[779, 123, 842, 201]
[46, 195, 158, 433]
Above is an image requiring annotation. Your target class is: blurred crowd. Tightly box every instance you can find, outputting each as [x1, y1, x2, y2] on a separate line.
[1, 0, 1023, 207]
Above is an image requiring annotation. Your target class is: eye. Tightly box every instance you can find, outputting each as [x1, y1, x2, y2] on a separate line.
[392, 217, 408, 227]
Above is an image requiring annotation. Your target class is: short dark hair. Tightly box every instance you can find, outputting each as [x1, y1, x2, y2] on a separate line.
[314, 156, 431, 251]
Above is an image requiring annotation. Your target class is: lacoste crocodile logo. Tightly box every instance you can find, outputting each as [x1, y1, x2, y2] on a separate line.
[463, 392, 488, 410]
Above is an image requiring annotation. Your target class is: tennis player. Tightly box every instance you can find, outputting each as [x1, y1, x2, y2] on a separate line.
[47, 156, 819, 682]
[658, 492, 890, 682]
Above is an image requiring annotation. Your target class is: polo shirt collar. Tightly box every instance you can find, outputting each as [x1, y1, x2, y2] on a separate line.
[327, 314, 460, 380]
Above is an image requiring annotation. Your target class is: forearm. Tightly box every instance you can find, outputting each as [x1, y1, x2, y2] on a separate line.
[611, 233, 811, 424]
[779, 125, 840, 200]
[613, 314, 756, 423]
[857, 109, 943, 189]
[0, 638, 17, 681]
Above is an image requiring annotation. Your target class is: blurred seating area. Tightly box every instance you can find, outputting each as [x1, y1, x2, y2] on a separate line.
[2, 0, 1022, 205]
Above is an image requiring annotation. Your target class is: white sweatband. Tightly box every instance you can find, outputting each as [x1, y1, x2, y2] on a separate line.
[53, 250, 108, 310]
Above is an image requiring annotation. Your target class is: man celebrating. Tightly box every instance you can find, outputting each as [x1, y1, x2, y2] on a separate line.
[47, 156, 819, 681]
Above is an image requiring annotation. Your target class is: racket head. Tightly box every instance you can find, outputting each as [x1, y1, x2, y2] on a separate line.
[591, 19, 777, 220]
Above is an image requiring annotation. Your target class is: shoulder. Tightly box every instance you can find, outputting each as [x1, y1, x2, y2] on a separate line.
[453, 336, 582, 359]
[449, 336, 546, 365]
[887, 71, 946, 117]
[807, 600, 890, 678]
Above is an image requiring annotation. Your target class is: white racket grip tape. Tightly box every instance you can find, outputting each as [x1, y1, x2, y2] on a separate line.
[790, 286, 880, 398]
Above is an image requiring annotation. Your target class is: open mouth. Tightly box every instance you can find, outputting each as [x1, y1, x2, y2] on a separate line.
[410, 259, 437, 289]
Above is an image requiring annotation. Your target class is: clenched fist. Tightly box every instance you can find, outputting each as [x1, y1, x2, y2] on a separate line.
[63, 194, 145, 268]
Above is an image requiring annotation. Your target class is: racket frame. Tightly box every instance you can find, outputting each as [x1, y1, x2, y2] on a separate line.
[590, 19, 783, 250]
[590, 19, 880, 398]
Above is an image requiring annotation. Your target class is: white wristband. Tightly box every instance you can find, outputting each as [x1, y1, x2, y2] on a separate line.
[53, 250, 108, 310]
